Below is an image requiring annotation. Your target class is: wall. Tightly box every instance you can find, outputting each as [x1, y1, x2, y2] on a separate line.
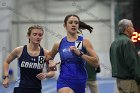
[0, 0, 14, 81]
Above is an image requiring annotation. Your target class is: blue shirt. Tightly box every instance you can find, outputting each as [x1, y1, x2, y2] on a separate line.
[58, 36, 87, 80]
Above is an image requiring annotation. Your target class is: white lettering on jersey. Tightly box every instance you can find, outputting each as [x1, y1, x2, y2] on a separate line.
[21, 61, 44, 69]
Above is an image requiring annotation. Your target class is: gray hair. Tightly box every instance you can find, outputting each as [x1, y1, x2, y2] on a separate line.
[118, 19, 131, 34]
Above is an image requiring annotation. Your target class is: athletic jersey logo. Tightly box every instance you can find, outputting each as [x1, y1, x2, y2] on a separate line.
[62, 48, 70, 52]
[20, 56, 45, 69]
[75, 41, 82, 50]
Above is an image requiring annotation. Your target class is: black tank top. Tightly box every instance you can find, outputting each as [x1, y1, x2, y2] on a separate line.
[15, 45, 45, 89]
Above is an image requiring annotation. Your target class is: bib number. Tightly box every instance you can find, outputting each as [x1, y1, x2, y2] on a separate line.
[75, 41, 82, 49]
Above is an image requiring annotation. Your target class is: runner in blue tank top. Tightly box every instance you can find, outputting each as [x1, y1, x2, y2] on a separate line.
[2, 25, 55, 93]
[49, 14, 99, 93]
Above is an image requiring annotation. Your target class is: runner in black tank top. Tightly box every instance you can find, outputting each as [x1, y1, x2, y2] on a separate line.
[3, 25, 55, 93]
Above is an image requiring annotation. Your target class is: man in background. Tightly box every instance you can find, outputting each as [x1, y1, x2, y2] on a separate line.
[109, 19, 139, 93]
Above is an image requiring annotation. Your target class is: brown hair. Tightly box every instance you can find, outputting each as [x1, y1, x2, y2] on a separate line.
[64, 14, 93, 33]
[27, 25, 44, 43]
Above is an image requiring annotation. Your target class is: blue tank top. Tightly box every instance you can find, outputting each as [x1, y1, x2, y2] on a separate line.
[15, 45, 45, 89]
[58, 36, 87, 80]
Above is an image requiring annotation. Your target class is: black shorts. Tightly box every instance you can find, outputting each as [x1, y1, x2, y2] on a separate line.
[13, 87, 42, 93]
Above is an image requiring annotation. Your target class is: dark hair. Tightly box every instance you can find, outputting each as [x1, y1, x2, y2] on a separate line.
[64, 14, 80, 25]
[64, 14, 93, 33]
[27, 25, 44, 43]
[79, 21, 93, 33]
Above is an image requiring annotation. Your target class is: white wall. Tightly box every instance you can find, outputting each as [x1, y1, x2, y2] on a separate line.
[0, 0, 14, 81]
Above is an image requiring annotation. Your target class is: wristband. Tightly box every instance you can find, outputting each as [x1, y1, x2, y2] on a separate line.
[49, 66, 57, 71]
[3, 75, 9, 79]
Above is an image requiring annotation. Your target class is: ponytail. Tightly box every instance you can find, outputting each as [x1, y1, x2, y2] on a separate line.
[79, 21, 93, 33]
